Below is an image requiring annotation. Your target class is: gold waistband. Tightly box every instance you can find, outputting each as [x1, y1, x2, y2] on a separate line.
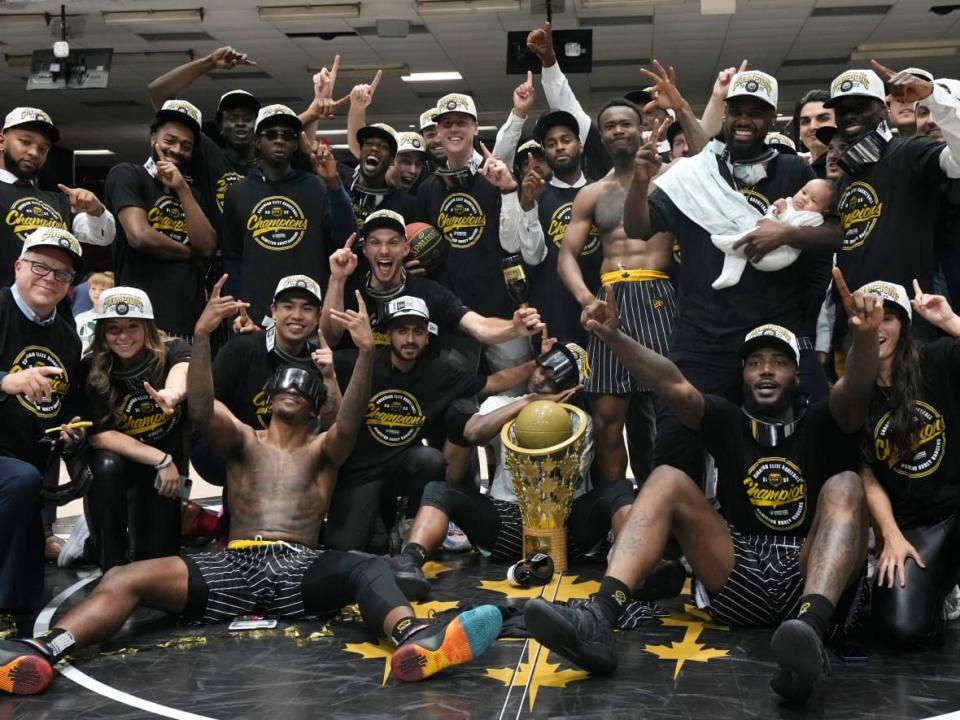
[600, 269, 670, 285]
[227, 539, 281, 550]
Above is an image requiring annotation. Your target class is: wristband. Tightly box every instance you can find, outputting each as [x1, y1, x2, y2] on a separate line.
[154, 453, 173, 470]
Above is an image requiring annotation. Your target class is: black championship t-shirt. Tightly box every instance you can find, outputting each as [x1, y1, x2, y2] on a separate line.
[335, 273, 470, 350]
[0, 288, 82, 469]
[351, 184, 417, 236]
[104, 163, 208, 337]
[649, 153, 821, 353]
[0, 183, 72, 287]
[529, 183, 602, 346]
[213, 329, 315, 429]
[192, 134, 258, 239]
[221, 167, 336, 325]
[866, 338, 960, 529]
[333, 347, 486, 478]
[83, 341, 192, 459]
[835, 136, 946, 296]
[700, 394, 860, 537]
[415, 171, 515, 319]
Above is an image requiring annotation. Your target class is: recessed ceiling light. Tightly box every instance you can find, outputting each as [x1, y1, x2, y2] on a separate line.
[401, 72, 463, 82]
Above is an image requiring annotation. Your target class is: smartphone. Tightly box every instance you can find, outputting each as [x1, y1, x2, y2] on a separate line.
[228, 615, 278, 631]
[154, 474, 193, 499]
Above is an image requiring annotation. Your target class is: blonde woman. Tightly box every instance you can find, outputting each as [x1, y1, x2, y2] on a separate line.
[83, 287, 191, 570]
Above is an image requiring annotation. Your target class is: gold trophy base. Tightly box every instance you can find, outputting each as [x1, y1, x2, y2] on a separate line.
[522, 526, 567, 573]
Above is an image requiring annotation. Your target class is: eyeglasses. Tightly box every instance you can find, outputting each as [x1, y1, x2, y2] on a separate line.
[260, 128, 298, 142]
[21, 259, 74, 284]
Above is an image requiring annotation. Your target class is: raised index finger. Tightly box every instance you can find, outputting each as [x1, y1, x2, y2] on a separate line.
[480, 142, 494, 160]
[526, 70, 533, 86]
[649, 116, 669, 145]
[369, 69, 383, 94]
[344, 232, 357, 250]
[912, 278, 924, 300]
[56, 183, 75, 196]
[330, 53, 341, 81]
[869, 58, 894, 81]
[831, 266, 854, 306]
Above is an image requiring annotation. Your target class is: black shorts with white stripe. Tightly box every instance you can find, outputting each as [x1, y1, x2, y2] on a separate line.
[585, 278, 676, 395]
[182, 542, 322, 623]
[694, 527, 867, 636]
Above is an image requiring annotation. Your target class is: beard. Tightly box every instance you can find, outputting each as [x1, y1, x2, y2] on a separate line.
[742, 379, 796, 420]
[547, 151, 581, 176]
[4, 150, 38, 180]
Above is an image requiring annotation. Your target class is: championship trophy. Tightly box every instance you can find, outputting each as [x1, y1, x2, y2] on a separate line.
[501, 401, 588, 572]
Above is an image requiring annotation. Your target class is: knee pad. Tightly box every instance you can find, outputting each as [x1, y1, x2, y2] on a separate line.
[595, 478, 636, 514]
[420, 480, 450, 511]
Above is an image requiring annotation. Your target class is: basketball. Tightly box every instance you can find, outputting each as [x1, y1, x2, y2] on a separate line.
[405, 223, 447, 277]
[514, 400, 573, 450]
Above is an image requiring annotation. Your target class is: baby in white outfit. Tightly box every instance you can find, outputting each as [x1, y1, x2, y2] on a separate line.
[710, 178, 834, 290]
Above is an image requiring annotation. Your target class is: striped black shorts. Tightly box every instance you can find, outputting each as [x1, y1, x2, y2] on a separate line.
[183, 542, 323, 623]
[585, 278, 676, 394]
[694, 528, 805, 628]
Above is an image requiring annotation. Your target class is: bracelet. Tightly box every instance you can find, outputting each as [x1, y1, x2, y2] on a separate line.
[153, 454, 173, 470]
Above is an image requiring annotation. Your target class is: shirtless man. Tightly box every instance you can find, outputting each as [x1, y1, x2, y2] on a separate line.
[558, 98, 675, 483]
[0, 276, 502, 695]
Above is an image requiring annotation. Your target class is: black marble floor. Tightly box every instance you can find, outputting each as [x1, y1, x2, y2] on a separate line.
[6, 552, 960, 720]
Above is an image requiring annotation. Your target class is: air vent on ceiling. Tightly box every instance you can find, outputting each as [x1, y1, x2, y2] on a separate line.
[810, 4, 892, 16]
[285, 31, 358, 39]
[81, 99, 141, 108]
[781, 57, 849, 67]
[579, 15, 652, 27]
[354, 23, 430, 36]
[208, 70, 272, 80]
[138, 31, 213, 42]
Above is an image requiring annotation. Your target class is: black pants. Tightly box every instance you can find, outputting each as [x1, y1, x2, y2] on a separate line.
[0, 455, 44, 611]
[872, 515, 960, 646]
[654, 346, 828, 483]
[421, 478, 635, 560]
[323, 445, 446, 551]
[85, 451, 182, 571]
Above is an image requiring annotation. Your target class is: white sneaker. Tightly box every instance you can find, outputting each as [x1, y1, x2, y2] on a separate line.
[57, 515, 90, 568]
[442, 521, 472, 553]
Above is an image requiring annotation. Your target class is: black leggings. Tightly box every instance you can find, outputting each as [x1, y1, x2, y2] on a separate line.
[85, 450, 182, 571]
[323, 445, 446, 551]
[421, 478, 635, 557]
[872, 515, 960, 646]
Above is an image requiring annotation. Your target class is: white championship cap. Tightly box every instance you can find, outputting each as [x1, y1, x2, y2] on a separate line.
[3, 106, 59, 143]
[856, 280, 912, 322]
[273, 275, 322, 305]
[382, 295, 437, 334]
[824, 70, 886, 108]
[98, 287, 155, 321]
[726, 71, 779, 110]
[740, 324, 800, 365]
[432, 93, 478, 122]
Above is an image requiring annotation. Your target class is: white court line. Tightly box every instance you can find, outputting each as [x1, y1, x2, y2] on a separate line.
[34, 574, 219, 720]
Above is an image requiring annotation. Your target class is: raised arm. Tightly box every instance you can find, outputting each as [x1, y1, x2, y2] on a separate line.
[527, 22, 591, 146]
[319, 232, 358, 345]
[148, 46, 254, 110]
[346, 70, 381, 159]
[297, 55, 349, 147]
[492, 71, 535, 164]
[912, 279, 960, 337]
[639, 60, 709, 155]
[322, 291, 375, 467]
[189, 275, 251, 455]
[828, 268, 881, 433]
[586, 285, 704, 429]
[700, 61, 747, 139]
[310, 329, 342, 429]
[622, 119, 667, 238]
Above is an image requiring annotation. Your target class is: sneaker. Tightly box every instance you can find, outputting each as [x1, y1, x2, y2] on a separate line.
[769, 619, 830, 704]
[442, 522, 472, 553]
[391, 605, 502, 682]
[387, 554, 431, 602]
[633, 559, 686, 601]
[57, 515, 89, 568]
[523, 597, 617, 675]
[0, 639, 54, 695]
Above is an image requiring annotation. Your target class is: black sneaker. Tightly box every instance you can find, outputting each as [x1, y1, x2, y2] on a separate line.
[769, 618, 830, 704]
[633, 559, 686, 601]
[387, 555, 431, 602]
[0, 639, 54, 695]
[390, 605, 502, 682]
[524, 597, 617, 675]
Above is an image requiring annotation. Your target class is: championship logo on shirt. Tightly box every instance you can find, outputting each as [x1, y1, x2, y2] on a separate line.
[742, 457, 807, 530]
[739, 189, 770, 216]
[147, 195, 189, 244]
[215, 172, 244, 213]
[546, 202, 599, 255]
[437, 193, 486, 249]
[365, 389, 426, 446]
[9, 346, 69, 418]
[247, 196, 308, 251]
[838, 181, 883, 251]
[5, 197, 69, 241]
[115, 389, 180, 442]
[873, 401, 945, 478]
